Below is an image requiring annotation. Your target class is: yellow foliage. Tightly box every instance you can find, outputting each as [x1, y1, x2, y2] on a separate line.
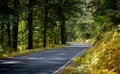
[58, 67, 77, 74]
[92, 69, 117, 74]
[1, 54, 8, 58]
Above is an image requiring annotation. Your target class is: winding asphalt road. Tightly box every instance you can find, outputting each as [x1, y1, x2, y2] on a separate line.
[0, 42, 91, 74]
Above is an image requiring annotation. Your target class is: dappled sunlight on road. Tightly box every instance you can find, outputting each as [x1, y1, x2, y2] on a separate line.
[1, 61, 22, 64]
[27, 58, 45, 60]
[67, 42, 92, 47]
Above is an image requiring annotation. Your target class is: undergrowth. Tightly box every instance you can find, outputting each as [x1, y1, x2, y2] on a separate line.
[59, 28, 120, 74]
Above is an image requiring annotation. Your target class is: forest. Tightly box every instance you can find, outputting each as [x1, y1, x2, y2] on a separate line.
[0, 0, 120, 74]
[0, 0, 82, 54]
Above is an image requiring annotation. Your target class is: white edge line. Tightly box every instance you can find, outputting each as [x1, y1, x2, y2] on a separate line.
[52, 48, 87, 74]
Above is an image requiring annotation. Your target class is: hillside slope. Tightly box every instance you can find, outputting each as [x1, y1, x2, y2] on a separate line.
[59, 23, 120, 74]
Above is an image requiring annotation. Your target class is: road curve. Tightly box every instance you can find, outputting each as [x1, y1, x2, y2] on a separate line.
[0, 43, 91, 74]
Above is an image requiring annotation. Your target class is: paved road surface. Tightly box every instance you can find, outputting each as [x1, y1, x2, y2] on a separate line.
[0, 43, 91, 74]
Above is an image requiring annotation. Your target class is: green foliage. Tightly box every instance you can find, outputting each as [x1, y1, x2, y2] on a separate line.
[91, 0, 120, 25]
[0, 45, 3, 53]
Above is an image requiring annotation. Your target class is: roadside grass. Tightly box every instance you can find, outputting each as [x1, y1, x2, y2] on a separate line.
[54, 43, 71, 47]
[59, 31, 120, 74]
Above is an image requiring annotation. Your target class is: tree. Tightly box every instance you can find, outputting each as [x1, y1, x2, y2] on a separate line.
[7, 21, 11, 46]
[60, 18, 66, 44]
[28, 0, 33, 49]
[43, 0, 48, 47]
[90, 0, 120, 24]
[0, 0, 13, 48]
[12, 0, 20, 51]
[0, 0, 8, 47]
[54, 0, 83, 44]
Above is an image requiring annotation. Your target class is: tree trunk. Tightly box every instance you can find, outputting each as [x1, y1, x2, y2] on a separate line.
[7, 23, 11, 46]
[61, 20, 66, 44]
[12, 0, 19, 51]
[43, 0, 48, 48]
[12, 22, 18, 51]
[28, 0, 33, 49]
[1, 23, 5, 48]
